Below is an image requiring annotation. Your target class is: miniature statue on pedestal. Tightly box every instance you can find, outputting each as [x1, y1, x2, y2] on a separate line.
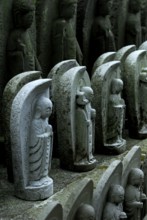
[57, 66, 96, 171]
[10, 79, 53, 200]
[103, 184, 127, 220]
[124, 168, 147, 220]
[106, 78, 126, 153]
[74, 203, 96, 220]
[52, 0, 83, 66]
[7, 0, 41, 77]
[75, 86, 96, 168]
[29, 96, 53, 187]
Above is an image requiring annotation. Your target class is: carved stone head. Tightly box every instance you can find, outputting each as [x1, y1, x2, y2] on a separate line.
[128, 0, 141, 13]
[35, 97, 53, 120]
[140, 68, 147, 82]
[107, 184, 125, 204]
[13, 0, 35, 29]
[74, 204, 96, 220]
[59, 0, 77, 19]
[96, 0, 113, 16]
[110, 78, 123, 95]
[81, 86, 94, 102]
[128, 168, 144, 186]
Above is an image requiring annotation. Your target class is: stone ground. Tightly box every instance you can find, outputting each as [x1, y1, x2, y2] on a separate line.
[0, 130, 145, 219]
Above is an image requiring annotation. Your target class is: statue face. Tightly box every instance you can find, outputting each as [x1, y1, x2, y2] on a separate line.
[113, 190, 124, 204]
[22, 10, 34, 29]
[60, 3, 77, 19]
[41, 101, 52, 119]
[129, 0, 141, 12]
[75, 204, 95, 220]
[133, 174, 144, 185]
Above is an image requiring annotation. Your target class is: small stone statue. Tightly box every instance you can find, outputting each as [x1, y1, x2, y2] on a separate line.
[91, 0, 116, 63]
[106, 78, 126, 153]
[74, 203, 96, 220]
[52, 0, 83, 66]
[29, 96, 53, 187]
[125, 0, 142, 47]
[141, 0, 147, 41]
[75, 86, 96, 168]
[124, 168, 147, 220]
[7, 0, 41, 77]
[103, 184, 127, 220]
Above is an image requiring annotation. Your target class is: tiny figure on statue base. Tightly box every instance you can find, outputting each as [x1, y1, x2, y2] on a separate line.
[103, 184, 127, 220]
[105, 78, 126, 154]
[29, 96, 53, 187]
[124, 168, 147, 220]
[74, 86, 97, 171]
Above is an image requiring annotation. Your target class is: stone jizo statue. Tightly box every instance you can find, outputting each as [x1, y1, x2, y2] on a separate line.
[91, 0, 116, 62]
[74, 203, 96, 220]
[106, 78, 126, 153]
[75, 86, 96, 166]
[7, 0, 41, 77]
[124, 168, 147, 220]
[103, 184, 127, 220]
[29, 96, 53, 186]
[52, 0, 83, 66]
[125, 0, 142, 47]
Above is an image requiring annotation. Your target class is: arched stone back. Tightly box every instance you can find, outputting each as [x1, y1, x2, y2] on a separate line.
[115, 45, 136, 79]
[122, 145, 141, 187]
[64, 178, 94, 220]
[91, 52, 116, 76]
[10, 79, 53, 200]
[91, 61, 126, 154]
[139, 41, 147, 50]
[48, 60, 79, 156]
[93, 160, 123, 219]
[124, 50, 147, 138]
[3, 71, 41, 182]
[56, 65, 96, 171]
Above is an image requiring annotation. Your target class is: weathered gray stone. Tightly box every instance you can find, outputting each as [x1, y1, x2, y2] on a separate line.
[93, 160, 123, 219]
[115, 45, 136, 79]
[124, 168, 146, 220]
[64, 178, 94, 220]
[10, 79, 53, 200]
[102, 184, 127, 220]
[139, 40, 147, 50]
[122, 145, 141, 187]
[48, 60, 79, 156]
[3, 71, 41, 182]
[56, 65, 96, 171]
[91, 52, 116, 75]
[124, 50, 147, 138]
[91, 61, 126, 154]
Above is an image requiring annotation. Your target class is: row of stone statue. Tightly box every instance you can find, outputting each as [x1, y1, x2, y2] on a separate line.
[2, 47, 147, 203]
[6, 0, 147, 79]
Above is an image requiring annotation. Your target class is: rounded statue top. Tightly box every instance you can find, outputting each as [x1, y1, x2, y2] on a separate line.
[128, 168, 144, 186]
[13, 0, 35, 14]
